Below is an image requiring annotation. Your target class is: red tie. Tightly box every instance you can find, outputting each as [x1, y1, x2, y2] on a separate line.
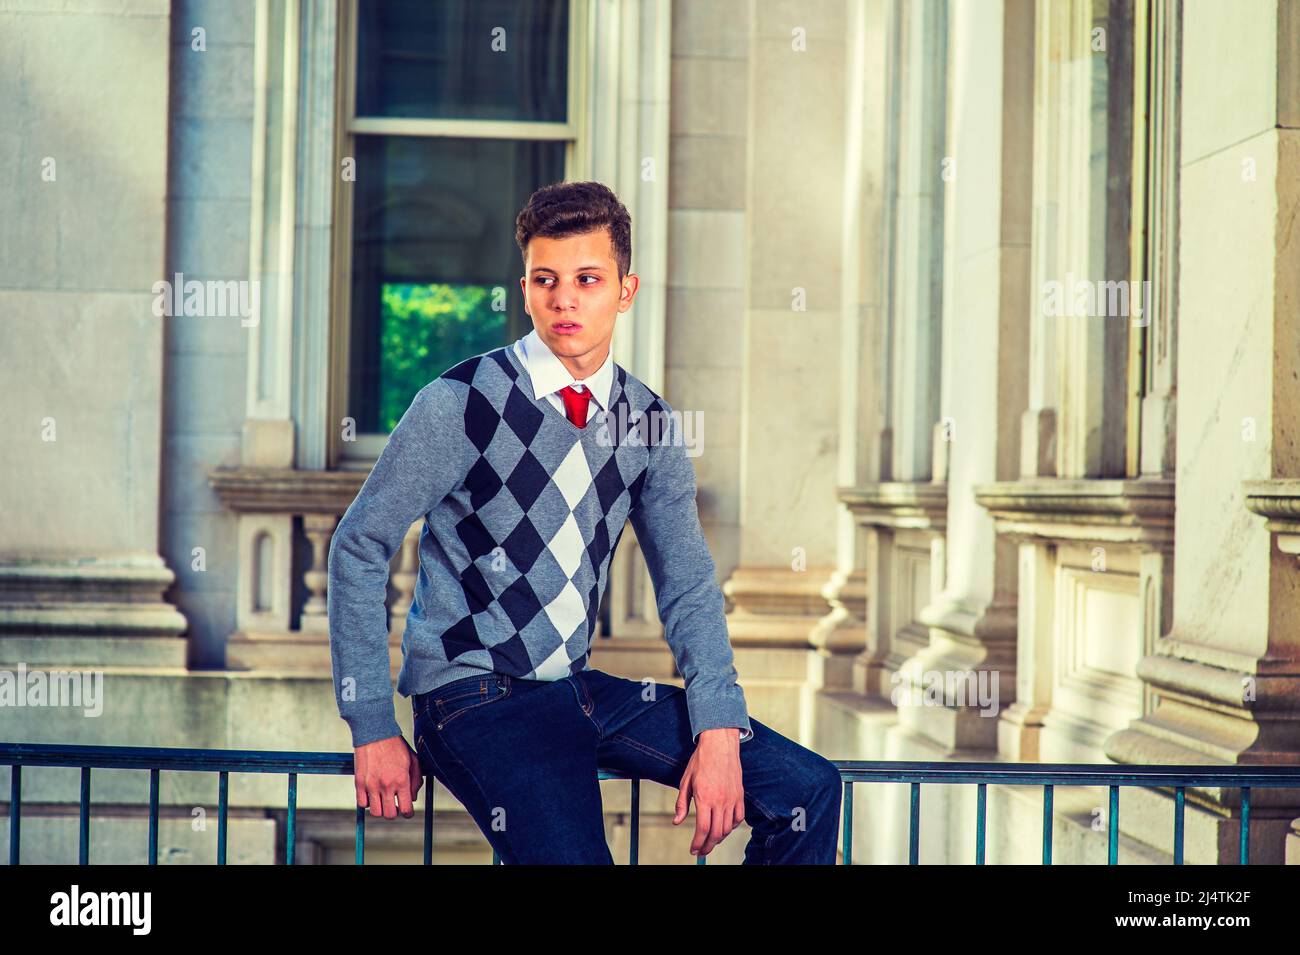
[558, 384, 593, 428]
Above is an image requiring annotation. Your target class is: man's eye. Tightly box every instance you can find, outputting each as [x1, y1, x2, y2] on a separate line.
[580, 275, 598, 284]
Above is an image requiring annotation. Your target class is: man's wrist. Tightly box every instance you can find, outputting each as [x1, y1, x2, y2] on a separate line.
[696, 726, 741, 746]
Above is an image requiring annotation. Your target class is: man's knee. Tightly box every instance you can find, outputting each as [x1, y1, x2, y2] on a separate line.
[803, 751, 843, 806]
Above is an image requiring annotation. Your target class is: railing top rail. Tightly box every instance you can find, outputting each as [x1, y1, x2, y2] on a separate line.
[0, 742, 355, 775]
[833, 761, 1300, 786]
[3, 743, 1300, 786]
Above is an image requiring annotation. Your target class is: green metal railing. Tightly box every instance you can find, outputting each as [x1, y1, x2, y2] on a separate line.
[4, 744, 1299, 864]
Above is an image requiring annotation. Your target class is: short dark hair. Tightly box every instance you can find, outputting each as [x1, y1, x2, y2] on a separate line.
[515, 180, 632, 280]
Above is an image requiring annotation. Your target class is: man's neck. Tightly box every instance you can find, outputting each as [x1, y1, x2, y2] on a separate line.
[553, 339, 611, 382]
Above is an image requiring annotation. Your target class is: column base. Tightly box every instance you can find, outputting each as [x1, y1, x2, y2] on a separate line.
[808, 567, 868, 690]
[891, 596, 1018, 751]
[0, 555, 188, 668]
[720, 565, 836, 645]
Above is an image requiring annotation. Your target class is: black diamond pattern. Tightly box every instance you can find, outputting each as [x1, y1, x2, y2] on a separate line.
[487, 632, 533, 673]
[503, 448, 550, 512]
[584, 517, 610, 574]
[441, 355, 482, 387]
[459, 562, 494, 614]
[501, 514, 547, 574]
[627, 467, 648, 511]
[442, 614, 483, 663]
[592, 454, 627, 512]
[426, 346, 659, 681]
[489, 349, 518, 380]
[503, 385, 545, 447]
[464, 455, 503, 511]
[464, 387, 501, 454]
[498, 574, 544, 631]
[584, 579, 601, 639]
[455, 511, 496, 561]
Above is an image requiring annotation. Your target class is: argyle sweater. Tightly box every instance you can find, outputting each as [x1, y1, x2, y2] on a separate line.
[327, 343, 752, 748]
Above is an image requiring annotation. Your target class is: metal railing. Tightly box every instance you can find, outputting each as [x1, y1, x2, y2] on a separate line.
[4, 744, 1299, 864]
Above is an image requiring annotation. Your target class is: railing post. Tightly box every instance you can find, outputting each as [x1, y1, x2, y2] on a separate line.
[9, 764, 19, 866]
[1240, 787, 1250, 865]
[355, 805, 365, 865]
[975, 782, 986, 865]
[629, 778, 640, 866]
[79, 767, 90, 865]
[841, 779, 853, 866]
[908, 782, 920, 864]
[1173, 786, 1184, 865]
[286, 772, 297, 865]
[148, 768, 160, 865]
[217, 770, 229, 865]
[1107, 785, 1119, 864]
[1042, 785, 1053, 865]
[423, 774, 434, 866]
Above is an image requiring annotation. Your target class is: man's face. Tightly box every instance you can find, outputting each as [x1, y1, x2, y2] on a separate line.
[519, 227, 638, 368]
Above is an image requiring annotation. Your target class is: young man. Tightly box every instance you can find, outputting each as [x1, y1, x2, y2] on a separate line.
[327, 180, 841, 864]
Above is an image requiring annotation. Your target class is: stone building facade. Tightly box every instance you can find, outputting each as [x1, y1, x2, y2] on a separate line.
[2, 0, 1297, 864]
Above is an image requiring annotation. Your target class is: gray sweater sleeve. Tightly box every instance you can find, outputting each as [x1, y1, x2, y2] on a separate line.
[628, 402, 753, 744]
[327, 377, 473, 748]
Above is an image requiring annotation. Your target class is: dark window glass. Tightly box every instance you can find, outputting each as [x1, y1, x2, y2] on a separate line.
[347, 135, 565, 433]
[355, 0, 569, 122]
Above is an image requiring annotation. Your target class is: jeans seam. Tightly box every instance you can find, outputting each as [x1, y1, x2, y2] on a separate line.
[436, 684, 488, 709]
[429, 675, 488, 701]
[573, 672, 602, 734]
[436, 680, 512, 730]
[748, 792, 779, 822]
[608, 733, 686, 770]
[416, 733, 459, 804]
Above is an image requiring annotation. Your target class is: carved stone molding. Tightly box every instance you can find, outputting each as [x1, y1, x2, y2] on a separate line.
[208, 467, 365, 514]
[976, 478, 1175, 763]
[973, 477, 1175, 545]
[836, 482, 947, 700]
[1244, 479, 1300, 558]
[839, 481, 948, 531]
[0, 555, 189, 668]
[1104, 479, 1300, 785]
[721, 566, 838, 646]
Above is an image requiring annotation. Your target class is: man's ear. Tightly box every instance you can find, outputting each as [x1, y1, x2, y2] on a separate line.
[620, 272, 640, 311]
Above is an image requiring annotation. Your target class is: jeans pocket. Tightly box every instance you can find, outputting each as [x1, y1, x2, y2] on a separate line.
[434, 676, 510, 730]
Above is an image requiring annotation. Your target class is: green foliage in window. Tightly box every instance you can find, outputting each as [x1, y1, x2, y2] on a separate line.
[379, 283, 507, 431]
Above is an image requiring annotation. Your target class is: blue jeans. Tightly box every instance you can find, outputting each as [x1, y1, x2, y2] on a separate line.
[411, 668, 842, 864]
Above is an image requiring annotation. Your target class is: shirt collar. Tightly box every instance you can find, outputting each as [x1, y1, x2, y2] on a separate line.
[514, 327, 615, 412]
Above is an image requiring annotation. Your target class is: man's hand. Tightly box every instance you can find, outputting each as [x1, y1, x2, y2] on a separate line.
[673, 727, 745, 856]
[353, 735, 423, 819]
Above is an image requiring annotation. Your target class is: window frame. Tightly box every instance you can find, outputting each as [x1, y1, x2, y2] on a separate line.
[329, 0, 590, 466]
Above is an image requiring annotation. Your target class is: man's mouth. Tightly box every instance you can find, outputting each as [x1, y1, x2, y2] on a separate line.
[553, 321, 582, 334]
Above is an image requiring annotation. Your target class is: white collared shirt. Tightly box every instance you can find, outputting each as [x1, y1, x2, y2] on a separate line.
[512, 327, 615, 420]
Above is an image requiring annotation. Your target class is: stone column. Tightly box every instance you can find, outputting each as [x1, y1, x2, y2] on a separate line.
[721, 1, 847, 686]
[838, 0, 951, 706]
[809, 0, 892, 690]
[1105, 0, 1300, 864]
[990, 0, 1159, 766]
[887, 0, 946, 485]
[902, 0, 1033, 752]
[0, 0, 186, 669]
[594, 0, 683, 669]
